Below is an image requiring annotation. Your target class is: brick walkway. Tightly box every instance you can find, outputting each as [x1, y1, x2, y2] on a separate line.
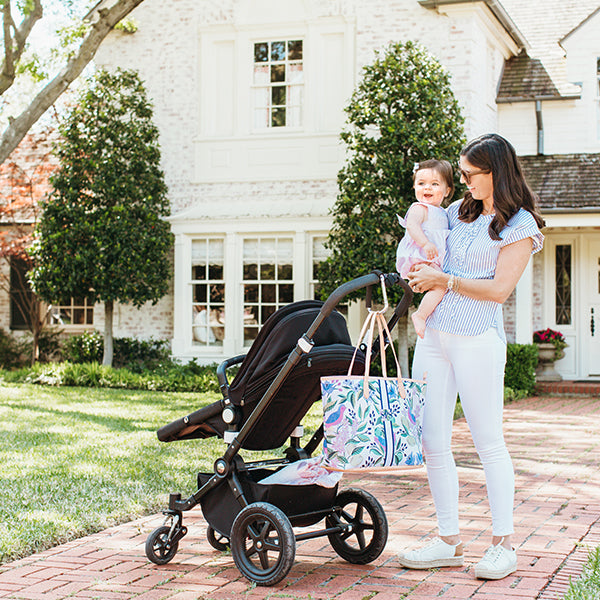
[1, 395, 599, 600]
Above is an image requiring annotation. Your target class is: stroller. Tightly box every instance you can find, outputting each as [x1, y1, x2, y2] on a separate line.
[145, 271, 412, 585]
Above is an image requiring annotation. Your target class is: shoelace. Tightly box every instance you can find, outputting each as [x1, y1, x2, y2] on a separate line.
[482, 544, 505, 565]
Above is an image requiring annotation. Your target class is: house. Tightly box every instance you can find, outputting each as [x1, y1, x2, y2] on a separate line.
[2, 0, 599, 380]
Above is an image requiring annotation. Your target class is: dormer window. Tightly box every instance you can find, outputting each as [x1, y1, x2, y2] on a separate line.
[253, 40, 303, 129]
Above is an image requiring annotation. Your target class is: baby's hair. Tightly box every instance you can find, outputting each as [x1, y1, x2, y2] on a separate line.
[412, 159, 455, 200]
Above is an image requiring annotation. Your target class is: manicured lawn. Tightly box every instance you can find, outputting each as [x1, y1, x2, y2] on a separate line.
[0, 383, 320, 564]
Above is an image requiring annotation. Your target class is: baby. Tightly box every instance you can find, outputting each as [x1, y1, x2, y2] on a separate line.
[396, 159, 453, 338]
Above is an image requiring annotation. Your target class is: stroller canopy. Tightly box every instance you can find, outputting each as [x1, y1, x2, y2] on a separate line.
[158, 300, 365, 450]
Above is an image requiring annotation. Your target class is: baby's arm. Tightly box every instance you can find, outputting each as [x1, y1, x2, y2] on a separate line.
[405, 204, 438, 260]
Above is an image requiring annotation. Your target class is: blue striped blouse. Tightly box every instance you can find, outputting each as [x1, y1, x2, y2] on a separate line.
[426, 199, 544, 340]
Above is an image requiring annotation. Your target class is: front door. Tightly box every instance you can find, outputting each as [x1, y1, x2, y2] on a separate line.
[588, 241, 600, 376]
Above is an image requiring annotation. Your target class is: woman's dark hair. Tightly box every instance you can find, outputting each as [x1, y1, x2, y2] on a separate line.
[413, 159, 455, 203]
[459, 133, 545, 240]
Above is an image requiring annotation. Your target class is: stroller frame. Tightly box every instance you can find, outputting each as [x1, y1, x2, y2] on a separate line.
[146, 271, 412, 585]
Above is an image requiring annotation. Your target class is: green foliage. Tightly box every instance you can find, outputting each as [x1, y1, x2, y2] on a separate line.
[29, 68, 173, 310]
[318, 41, 466, 302]
[62, 330, 104, 363]
[63, 332, 171, 371]
[0, 329, 29, 369]
[505, 343, 538, 396]
[1, 360, 221, 394]
[562, 546, 600, 600]
[114, 17, 138, 33]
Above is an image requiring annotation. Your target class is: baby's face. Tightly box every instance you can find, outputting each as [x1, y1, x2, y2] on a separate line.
[414, 168, 450, 207]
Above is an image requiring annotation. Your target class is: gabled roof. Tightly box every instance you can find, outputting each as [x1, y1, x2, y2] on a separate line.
[418, 0, 529, 49]
[519, 154, 600, 211]
[497, 0, 600, 102]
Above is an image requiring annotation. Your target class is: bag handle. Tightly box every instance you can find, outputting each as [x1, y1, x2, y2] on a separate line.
[347, 275, 406, 399]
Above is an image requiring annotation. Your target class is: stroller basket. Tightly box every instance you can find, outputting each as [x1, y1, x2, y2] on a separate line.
[197, 469, 338, 535]
[145, 271, 413, 586]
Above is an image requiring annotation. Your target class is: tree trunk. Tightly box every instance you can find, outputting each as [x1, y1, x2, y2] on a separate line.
[103, 300, 114, 367]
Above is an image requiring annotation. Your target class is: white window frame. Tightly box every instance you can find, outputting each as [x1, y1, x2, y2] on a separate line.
[190, 238, 226, 349]
[251, 39, 304, 131]
[47, 298, 94, 330]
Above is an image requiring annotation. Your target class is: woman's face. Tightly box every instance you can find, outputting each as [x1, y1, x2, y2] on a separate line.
[459, 157, 493, 203]
[413, 168, 451, 207]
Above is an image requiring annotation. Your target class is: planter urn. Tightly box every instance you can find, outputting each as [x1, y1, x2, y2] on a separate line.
[535, 342, 563, 382]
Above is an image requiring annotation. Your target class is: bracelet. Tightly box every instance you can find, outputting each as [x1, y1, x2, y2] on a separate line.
[447, 274, 461, 293]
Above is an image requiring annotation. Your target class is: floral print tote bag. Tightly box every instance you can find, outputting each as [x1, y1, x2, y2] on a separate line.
[321, 296, 426, 472]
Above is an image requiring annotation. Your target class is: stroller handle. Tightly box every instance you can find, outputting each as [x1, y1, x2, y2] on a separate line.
[310, 271, 413, 341]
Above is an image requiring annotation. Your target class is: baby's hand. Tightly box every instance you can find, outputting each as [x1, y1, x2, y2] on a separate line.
[423, 242, 438, 260]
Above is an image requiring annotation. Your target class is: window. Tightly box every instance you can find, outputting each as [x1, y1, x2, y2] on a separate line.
[555, 244, 572, 325]
[253, 40, 303, 128]
[310, 236, 328, 301]
[9, 258, 34, 330]
[191, 239, 225, 347]
[243, 237, 294, 345]
[48, 298, 94, 327]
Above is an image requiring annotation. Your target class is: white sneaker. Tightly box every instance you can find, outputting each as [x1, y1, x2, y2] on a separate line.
[474, 543, 517, 579]
[398, 537, 464, 569]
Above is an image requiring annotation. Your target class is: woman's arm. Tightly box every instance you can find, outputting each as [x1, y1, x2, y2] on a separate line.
[406, 237, 534, 304]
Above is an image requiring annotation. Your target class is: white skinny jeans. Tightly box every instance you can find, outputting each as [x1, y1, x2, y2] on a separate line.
[411, 326, 514, 537]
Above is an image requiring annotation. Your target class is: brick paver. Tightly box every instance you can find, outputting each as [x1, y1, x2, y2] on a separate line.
[1, 395, 599, 599]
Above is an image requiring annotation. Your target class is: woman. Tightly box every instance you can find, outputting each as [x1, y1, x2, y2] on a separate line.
[398, 133, 544, 580]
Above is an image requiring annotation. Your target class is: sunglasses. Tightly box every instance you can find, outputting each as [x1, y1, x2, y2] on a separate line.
[458, 166, 490, 184]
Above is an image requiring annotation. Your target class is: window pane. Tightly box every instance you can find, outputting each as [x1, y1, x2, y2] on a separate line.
[260, 263, 276, 279]
[288, 40, 303, 60]
[272, 107, 286, 127]
[288, 63, 303, 83]
[279, 284, 294, 303]
[555, 244, 572, 325]
[253, 65, 269, 86]
[270, 64, 285, 83]
[244, 284, 259, 302]
[254, 42, 268, 62]
[262, 284, 276, 302]
[271, 86, 286, 105]
[271, 41, 286, 61]
[208, 263, 223, 280]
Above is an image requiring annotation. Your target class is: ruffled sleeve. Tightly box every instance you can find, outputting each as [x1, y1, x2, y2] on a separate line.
[500, 209, 544, 254]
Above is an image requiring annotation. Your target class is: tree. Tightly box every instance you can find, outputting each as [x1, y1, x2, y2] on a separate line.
[0, 0, 147, 165]
[0, 130, 57, 363]
[317, 41, 466, 370]
[29, 68, 173, 366]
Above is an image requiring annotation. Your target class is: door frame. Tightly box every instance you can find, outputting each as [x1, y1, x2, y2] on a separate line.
[543, 230, 600, 379]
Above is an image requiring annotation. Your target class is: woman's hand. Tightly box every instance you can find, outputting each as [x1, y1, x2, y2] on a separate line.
[406, 263, 446, 293]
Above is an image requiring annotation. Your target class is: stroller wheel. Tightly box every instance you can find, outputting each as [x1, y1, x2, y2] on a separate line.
[326, 488, 388, 564]
[145, 525, 179, 565]
[207, 526, 230, 551]
[230, 502, 296, 586]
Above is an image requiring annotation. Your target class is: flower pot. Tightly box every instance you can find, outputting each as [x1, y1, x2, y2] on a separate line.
[536, 342, 562, 382]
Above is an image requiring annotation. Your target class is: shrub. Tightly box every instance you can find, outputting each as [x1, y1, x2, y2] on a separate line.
[113, 337, 170, 371]
[0, 329, 30, 368]
[63, 330, 104, 363]
[1, 359, 221, 394]
[505, 343, 538, 396]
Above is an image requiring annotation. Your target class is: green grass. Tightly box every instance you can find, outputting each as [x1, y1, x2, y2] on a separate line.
[0, 383, 322, 565]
